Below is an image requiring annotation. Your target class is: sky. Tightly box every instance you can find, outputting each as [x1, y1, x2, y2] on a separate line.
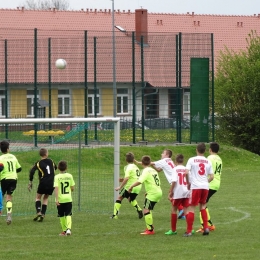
[1, 0, 260, 16]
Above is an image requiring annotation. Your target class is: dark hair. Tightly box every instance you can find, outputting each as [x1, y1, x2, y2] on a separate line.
[142, 155, 151, 166]
[210, 142, 219, 153]
[39, 148, 48, 157]
[197, 142, 206, 154]
[126, 152, 134, 163]
[175, 154, 184, 164]
[58, 160, 67, 172]
[164, 149, 172, 158]
[0, 141, 9, 153]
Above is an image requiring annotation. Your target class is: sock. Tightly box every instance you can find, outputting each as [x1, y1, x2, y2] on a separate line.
[171, 213, 177, 232]
[60, 217, 66, 232]
[130, 200, 142, 211]
[113, 200, 121, 216]
[6, 200, 12, 214]
[186, 212, 194, 233]
[35, 201, 41, 214]
[206, 208, 213, 225]
[41, 204, 47, 215]
[201, 209, 209, 229]
[144, 211, 153, 231]
[65, 215, 72, 230]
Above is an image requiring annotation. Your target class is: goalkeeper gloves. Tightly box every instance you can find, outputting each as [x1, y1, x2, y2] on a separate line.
[28, 181, 33, 192]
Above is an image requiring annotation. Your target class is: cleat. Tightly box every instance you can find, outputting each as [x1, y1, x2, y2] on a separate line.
[180, 215, 186, 220]
[110, 215, 118, 219]
[33, 214, 41, 221]
[203, 228, 209, 236]
[209, 225, 215, 231]
[138, 210, 143, 219]
[59, 231, 67, 236]
[37, 215, 44, 222]
[183, 232, 192, 237]
[192, 230, 195, 234]
[178, 210, 184, 219]
[140, 229, 155, 235]
[165, 230, 177, 235]
[66, 229, 71, 236]
[196, 228, 204, 233]
[6, 213, 12, 225]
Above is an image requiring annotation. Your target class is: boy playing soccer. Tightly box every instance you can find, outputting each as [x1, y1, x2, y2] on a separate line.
[128, 155, 162, 235]
[54, 160, 75, 236]
[165, 154, 190, 235]
[0, 140, 22, 225]
[111, 152, 143, 219]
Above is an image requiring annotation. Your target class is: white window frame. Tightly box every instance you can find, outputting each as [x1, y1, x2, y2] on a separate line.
[88, 89, 100, 116]
[117, 88, 129, 114]
[27, 90, 39, 117]
[183, 92, 190, 113]
[0, 96, 6, 117]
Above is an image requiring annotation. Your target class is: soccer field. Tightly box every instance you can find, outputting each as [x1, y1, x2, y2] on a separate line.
[1, 145, 259, 260]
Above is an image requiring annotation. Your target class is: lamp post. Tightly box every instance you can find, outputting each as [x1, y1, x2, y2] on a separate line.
[112, 0, 117, 117]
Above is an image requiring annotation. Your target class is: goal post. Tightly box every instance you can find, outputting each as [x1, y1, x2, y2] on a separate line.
[0, 117, 120, 215]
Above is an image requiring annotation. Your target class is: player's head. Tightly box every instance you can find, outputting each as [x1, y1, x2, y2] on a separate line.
[126, 152, 134, 163]
[209, 142, 219, 153]
[39, 148, 48, 157]
[0, 140, 9, 153]
[196, 142, 206, 154]
[142, 155, 151, 166]
[175, 154, 184, 164]
[162, 149, 172, 158]
[58, 160, 67, 172]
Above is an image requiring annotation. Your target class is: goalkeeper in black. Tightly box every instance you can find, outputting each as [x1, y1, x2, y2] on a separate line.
[28, 148, 57, 222]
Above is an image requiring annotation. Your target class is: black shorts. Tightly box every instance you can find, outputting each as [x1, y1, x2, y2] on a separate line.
[143, 198, 157, 210]
[119, 188, 138, 201]
[206, 189, 217, 203]
[37, 183, 54, 196]
[57, 202, 72, 217]
[1, 179, 17, 195]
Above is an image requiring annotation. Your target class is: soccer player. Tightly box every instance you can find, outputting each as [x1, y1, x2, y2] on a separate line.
[128, 155, 162, 235]
[0, 187, 3, 215]
[111, 152, 143, 219]
[165, 154, 190, 235]
[196, 142, 223, 232]
[28, 148, 57, 222]
[184, 142, 214, 236]
[0, 140, 22, 225]
[54, 160, 75, 236]
[149, 149, 185, 219]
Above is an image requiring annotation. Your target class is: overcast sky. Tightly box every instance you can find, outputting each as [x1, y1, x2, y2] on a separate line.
[1, 0, 260, 15]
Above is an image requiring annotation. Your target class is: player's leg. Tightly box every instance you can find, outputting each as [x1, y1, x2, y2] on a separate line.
[57, 204, 67, 236]
[199, 189, 210, 235]
[165, 201, 178, 235]
[34, 192, 42, 221]
[5, 179, 17, 225]
[140, 199, 156, 235]
[38, 194, 49, 222]
[0, 187, 3, 215]
[111, 189, 125, 219]
[129, 192, 143, 219]
[64, 202, 72, 235]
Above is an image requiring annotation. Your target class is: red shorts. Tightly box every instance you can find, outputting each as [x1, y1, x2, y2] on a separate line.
[172, 198, 189, 208]
[189, 189, 209, 206]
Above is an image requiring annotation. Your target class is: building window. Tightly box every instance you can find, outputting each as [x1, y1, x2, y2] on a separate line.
[27, 90, 39, 117]
[58, 89, 70, 115]
[88, 89, 100, 115]
[183, 92, 190, 113]
[117, 88, 128, 114]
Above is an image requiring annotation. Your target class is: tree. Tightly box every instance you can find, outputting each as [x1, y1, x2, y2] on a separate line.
[215, 30, 260, 154]
[23, 0, 69, 10]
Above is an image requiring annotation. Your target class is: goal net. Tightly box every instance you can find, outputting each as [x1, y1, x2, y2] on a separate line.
[0, 117, 120, 216]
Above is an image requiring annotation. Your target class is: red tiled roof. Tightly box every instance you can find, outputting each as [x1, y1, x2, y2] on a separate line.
[0, 8, 259, 86]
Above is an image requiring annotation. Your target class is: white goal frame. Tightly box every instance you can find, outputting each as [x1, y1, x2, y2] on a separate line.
[0, 117, 120, 203]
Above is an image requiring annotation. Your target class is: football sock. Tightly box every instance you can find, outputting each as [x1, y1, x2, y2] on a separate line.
[130, 200, 142, 211]
[186, 212, 194, 233]
[41, 204, 47, 215]
[65, 215, 72, 230]
[144, 211, 153, 231]
[201, 209, 209, 229]
[113, 200, 121, 216]
[6, 200, 12, 214]
[171, 213, 177, 231]
[60, 217, 66, 231]
[200, 207, 213, 227]
[36, 200, 41, 214]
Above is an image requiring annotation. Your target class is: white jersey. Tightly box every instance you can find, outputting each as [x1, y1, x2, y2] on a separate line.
[154, 158, 175, 184]
[186, 155, 213, 190]
[170, 165, 190, 199]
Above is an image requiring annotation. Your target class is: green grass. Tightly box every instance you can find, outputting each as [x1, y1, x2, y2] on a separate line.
[1, 144, 260, 259]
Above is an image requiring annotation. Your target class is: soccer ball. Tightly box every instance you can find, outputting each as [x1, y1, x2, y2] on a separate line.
[55, 59, 67, 69]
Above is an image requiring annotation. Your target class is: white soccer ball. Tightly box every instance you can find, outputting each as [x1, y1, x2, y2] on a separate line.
[55, 59, 67, 69]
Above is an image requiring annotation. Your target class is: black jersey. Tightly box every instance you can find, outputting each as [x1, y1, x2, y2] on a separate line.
[29, 158, 57, 189]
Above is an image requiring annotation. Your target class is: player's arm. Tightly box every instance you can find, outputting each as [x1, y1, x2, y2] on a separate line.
[208, 173, 214, 183]
[168, 181, 176, 201]
[128, 181, 141, 193]
[134, 159, 141, 165]
[16, 167, 22, 173]
[115, 177, 129, 191]
[28, 163, 37, 191]
[185, 169, 191, 190]
[0, 163, 4, 172]
[54, 186, 60, 205]
[71, 185, 75, 192]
